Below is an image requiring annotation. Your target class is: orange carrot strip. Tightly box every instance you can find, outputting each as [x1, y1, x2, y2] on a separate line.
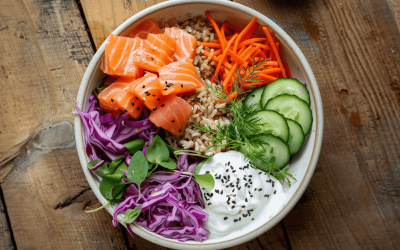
[238, 38, 267, 48]
[282, 61, 292, 78]
[261, 68, 281, 75]
[222, 63, 238, 94]
[255, 49, 267, 59]
[213, 33, 238, 83]
[227, 50, 245, 64]
[205, 11, 226, 51]
[258, 73, 278, 82]
[200, 42, 221, 48]
[262, 26, 286, 77]
[242, 22, 260, 41]
[220, 23, 229, 47]
[233, 15, 258, 53]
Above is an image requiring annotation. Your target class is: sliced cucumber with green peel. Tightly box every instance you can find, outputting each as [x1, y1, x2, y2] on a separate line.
[286, 119, 305, 155]
[251, 110, 290, 142]
[238, 134, 290, 171]
[265, 94, 313, 135]
[243, 86, 265, 110]
[261, 78, 310, 108]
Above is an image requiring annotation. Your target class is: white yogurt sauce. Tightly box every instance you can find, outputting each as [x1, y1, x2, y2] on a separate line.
[198, 151, 286, 236]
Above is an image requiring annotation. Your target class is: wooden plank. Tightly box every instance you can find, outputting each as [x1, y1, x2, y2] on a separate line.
[233, 0, 400, 249]
[80, 0, 166, 49]
[0, 0, 129, 249]
[0, 193, 13, 250]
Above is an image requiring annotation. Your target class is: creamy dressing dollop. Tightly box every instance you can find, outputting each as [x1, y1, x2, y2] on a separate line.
[198, 151, 286, 236]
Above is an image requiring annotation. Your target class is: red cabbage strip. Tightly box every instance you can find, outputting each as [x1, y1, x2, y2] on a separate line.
[73, 94, 153, 161]
[112, 171, 209, 241]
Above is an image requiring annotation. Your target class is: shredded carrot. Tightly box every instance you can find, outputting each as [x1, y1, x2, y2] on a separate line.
[242, 22, 260, 41]
[205, 11, 226, 51]
[199, 42, 221, 48]
[233, 16, 258, 53]
[282, 61, 292, 78]
[212, 33, 238, 83]
[262, 26, 286, 77]
[238, 38, 267, 48]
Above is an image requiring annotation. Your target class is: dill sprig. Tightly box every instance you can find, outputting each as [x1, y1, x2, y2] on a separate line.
[194, 58, 296, 186]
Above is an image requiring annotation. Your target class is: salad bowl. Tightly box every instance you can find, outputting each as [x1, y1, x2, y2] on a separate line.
[74, 0, 324, 249]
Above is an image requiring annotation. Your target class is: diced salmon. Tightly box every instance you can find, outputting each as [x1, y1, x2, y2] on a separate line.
[125, 73, 167, 111]
[165, 27, 197, 61]
[149, 95, 192, 136]
[98, 82, 128, 114]
[114, 91, 143, 119]
[125, 19, 162, 39]
[103, 34, 141, 78]
[129, 34, 176, 72]
[158, 59, 203, 96]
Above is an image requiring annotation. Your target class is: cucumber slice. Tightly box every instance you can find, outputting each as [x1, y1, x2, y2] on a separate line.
[238, 134, 290, 171]
[251, 110, 289, 142]
[265, 94, 313, 135]
[243, 86, 265, 110]
[261, 78, 310, 108]
[286, 119, 305, 155]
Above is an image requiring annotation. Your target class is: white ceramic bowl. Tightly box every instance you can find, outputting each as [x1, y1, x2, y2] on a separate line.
[74, 1, 324, 249]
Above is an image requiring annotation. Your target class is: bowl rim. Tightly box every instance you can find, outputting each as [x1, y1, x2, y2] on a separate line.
[74, 0, 324, 249]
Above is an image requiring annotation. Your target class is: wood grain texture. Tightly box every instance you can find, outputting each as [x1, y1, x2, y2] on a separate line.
[233, 0, 400, 249]
[80, 0, 166, 49]
[0, 0, 128, 249]
[0, 194, 13, 250]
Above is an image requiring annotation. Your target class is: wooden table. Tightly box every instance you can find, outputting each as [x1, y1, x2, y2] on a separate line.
[1, 0, 399, 249]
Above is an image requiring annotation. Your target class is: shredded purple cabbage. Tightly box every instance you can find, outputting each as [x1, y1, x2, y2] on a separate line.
[113, 155, 210, 242]
[73, 94, 154, 161]
[74, 95, 210, 242]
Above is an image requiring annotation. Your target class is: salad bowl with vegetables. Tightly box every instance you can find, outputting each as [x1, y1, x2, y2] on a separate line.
[74, 0, 323, 249]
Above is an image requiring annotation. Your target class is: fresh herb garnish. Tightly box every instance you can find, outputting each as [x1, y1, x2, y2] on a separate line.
[124, 139, 145, 154]
[193, 173, 215, 190]
[127, 151, 149, 199]
[87, 160, 109, 177]
[146, 135, 170, 164]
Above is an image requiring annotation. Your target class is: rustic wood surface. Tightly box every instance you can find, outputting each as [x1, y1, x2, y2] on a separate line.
[0, 0, 399, 249]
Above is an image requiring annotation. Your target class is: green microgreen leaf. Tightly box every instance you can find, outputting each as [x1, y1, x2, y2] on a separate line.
[159, 158, 177, 169]
[193, 173, 215, 190]
[127, 151, 149, 199]
[87, 160, 109, 177]
[121, 205, 142, 224]
[124, 139, 145, 154]
[107, 183, 129, 203]
[194, 159, 210, 174]
[146, 135, 170, 164]
[147, 164, 158, 177]
[108, 156, 125, 174]
[114, 162, 128, 176]
[99, 174, 125, 201]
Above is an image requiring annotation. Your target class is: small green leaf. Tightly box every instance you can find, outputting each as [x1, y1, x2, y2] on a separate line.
[166, 144, 177, 152]
[194, 159, 210, 174]
[114, 162, 128, 176]
[146, 135, 170, 164]
[128, 151, 149, 198]
[87, 160, 109, 177]
[159, 158, 177, 169]
[121, 205, 142, 224]
[124, 139, 145, 154]
[108, 157, 125, 174]
[107, 183, 129, 203]
[193, 173, 215, 190]
[99, 174, 125, 201]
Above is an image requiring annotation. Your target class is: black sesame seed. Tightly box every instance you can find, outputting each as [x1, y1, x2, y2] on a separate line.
[143, 85, 145, 88]
[152, 94, 156, 97]
[274, 190, 276, 194]
[227, 201, 230, 205]
[206, 171, 210, 174]
[137, 108, 140, 110]
[234, 219, 238, 222]
[221, 190, 223, 195]
[259, 188, 262, 191]
[158, 98, 161, 101]
[161, 104, 165, 107]
[221, 179, 224, 183]
[226, 169, 229, 172]
[164, 88, 168, 90]
[232, 189, 235, 192]
[264, 194, 269, 197]
[131, 102, 135, 106]
[181, 84, 183, 88]
[242, 205, 245, 208]
[252, 218, 254, 220]
[250, 195, 253, 197]
[245, 198, 248, 202]
[233, 194, 236, 197]
[250, 182, 252, 184]
[215, 190, 219, 194]
[239, 217, 241, 221]
[232, 206, 235, 209]
[224, 217, 228, 220]
[111, 98, 114, 102]
[208, 203, 211, 205]
[228, 161, 230, 165]
[153, 107, 158, 111]
[254, 188, 257, 191]
[232, 201, 236, 204]
[249, 175, 252, 177]
[171, 120, 175, 123]
[272, 183, 274, 187]
[210, 193, 213, 197]
[238, 186, 241, 190]
[135, 97, 139, 100]
[151, 57, 154, 60]
[179, 129, 182, 132]
[165, 81, 168, 84]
